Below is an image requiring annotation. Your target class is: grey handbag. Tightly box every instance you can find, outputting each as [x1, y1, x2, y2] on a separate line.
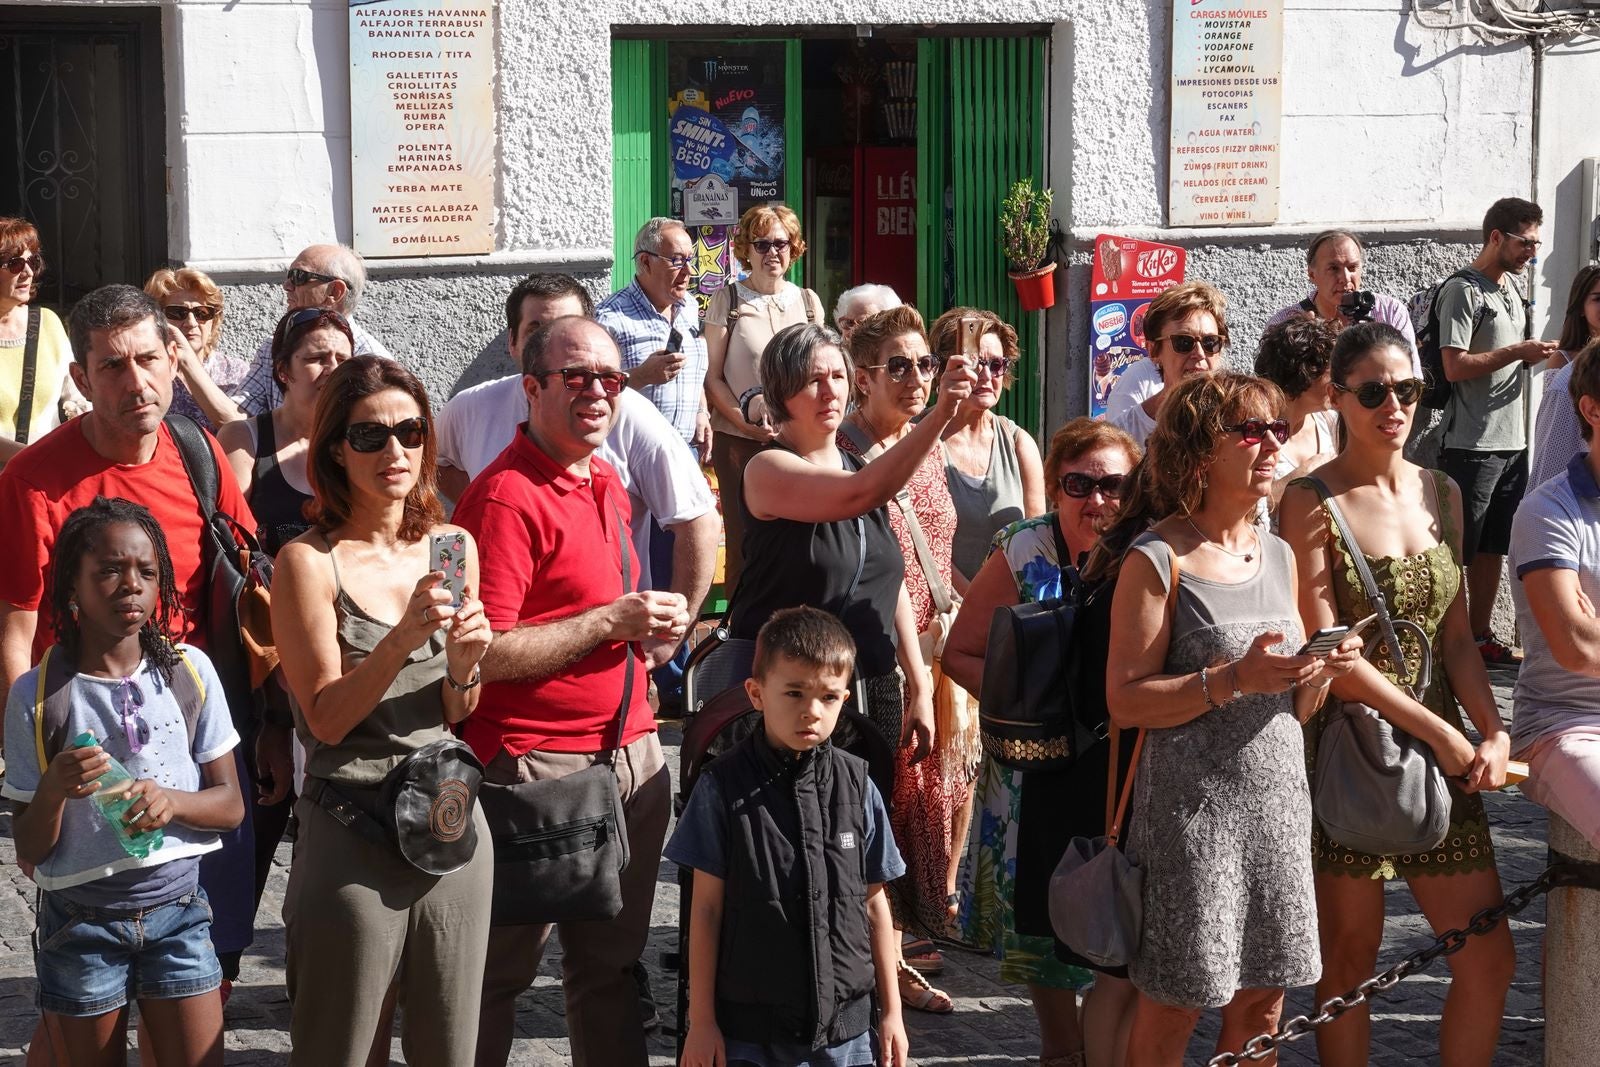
[1305, 478, 1453, 857]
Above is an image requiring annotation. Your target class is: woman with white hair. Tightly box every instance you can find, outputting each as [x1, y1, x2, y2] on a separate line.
[834, 283, 903, 341]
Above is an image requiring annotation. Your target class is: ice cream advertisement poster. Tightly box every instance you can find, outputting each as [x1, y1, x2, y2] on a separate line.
[1088, 235, 1186, 417]
[1168, 0, 1284, 227]
[349, 0, 496, 257]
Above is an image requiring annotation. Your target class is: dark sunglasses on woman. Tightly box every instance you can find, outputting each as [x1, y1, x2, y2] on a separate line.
[535, 366, 631, 396]
[1060, 472, 1126, 499]
[1333, 377, 1426, 409]
[345, 417, 429, 452]
[1224, 418, 1291, 445]
[1, 252, 43, 275]
[1155, 333, 1225, 355]
[750, 238, 790, 255]
[164, 304, 221, 323]
[971, 356, 1014, 378]
[862, 354, 940, 382]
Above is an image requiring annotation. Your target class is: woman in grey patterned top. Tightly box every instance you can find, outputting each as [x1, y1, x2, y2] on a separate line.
[1097, 372, 1363, 1064]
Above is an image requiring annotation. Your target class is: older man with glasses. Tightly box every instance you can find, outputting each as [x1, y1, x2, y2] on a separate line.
[230, 243, 393, 416]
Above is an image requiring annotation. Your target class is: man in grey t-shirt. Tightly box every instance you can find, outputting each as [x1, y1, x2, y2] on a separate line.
[1436, 197, 1560, 663]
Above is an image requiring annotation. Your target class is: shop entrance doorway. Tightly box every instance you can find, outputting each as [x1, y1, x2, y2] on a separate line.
[611, 28, 1050, 433]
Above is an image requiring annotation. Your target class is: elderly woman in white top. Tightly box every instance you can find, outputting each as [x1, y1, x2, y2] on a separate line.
[834, 283, 902, 342]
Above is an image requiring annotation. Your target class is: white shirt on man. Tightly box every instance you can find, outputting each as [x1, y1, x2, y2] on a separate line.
[436, 377, 714, 590]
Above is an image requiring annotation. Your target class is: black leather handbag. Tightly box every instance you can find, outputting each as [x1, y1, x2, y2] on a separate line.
[477, 498, 636, 926]
[979, 515, 1102, 772]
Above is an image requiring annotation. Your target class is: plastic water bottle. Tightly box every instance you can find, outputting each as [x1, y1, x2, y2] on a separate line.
[72, 732, 163, 859]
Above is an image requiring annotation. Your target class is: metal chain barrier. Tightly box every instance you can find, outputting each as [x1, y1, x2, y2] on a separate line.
[1205, 856, 1600, 1066]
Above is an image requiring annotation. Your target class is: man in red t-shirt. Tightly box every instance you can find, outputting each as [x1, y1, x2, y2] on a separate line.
[0, 283, 260, 982]
[455, 316, 689, 1067]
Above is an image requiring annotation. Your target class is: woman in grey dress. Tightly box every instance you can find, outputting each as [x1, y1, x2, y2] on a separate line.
[1098, 372, 1363, 1064]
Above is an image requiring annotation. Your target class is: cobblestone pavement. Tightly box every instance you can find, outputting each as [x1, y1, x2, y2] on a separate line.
[0, 667, 1551, 1064]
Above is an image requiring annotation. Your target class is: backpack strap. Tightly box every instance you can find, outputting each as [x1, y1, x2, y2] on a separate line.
[1298, 297, 1317, 315]
[802, 288, 818, 324]
[34, 644, 207, 768]
[15, 305, 41, 445]
[722, 283, 743, 325]
[165, 413, 222, 516]
[168, 648, 207, 752]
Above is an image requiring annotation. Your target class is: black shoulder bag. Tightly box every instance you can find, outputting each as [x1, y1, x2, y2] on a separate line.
[477, 497, 637, 926]
[978, 515, 1103, 772]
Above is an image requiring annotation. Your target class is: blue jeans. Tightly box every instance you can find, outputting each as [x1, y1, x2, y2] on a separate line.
[33, 890, 221, 1016]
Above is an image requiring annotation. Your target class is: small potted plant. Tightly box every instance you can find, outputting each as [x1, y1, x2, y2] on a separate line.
[999, 178, 1056, 312]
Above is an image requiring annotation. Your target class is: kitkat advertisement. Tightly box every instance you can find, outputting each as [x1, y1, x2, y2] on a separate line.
[1088, 235, 1187, 417]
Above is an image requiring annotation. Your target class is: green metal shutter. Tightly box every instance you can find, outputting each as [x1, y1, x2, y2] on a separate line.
[942, 36, 1048, 434]
[610, 40, 667, 292]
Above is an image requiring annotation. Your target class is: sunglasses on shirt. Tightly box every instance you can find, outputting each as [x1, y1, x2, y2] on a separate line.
[1224, 418, 1291, 445]
[1333, 378, 1426, 409]
[534, 366, 631, 396]
[344, 417, 429, 452]
[1059, 472, 1126, 499]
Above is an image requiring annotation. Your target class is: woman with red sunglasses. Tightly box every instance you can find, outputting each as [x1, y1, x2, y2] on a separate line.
[1279, 321, 1512, 1067]
[0, 217, 85, 471]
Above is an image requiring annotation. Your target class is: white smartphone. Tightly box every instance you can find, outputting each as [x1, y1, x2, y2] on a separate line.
[428, 532, 467, 609]
[1296, 612, 1378, 656]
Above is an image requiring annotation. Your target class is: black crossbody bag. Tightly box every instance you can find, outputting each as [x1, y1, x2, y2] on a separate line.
[477, 497, 636, 926]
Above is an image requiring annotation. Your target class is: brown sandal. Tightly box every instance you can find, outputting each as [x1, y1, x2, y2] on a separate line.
[896, 960, 954, 1014]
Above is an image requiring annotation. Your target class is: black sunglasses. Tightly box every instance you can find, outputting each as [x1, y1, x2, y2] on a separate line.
[1155, 333, 1225, 355]
[1060, 472, 1126, 499]
[1225, 418, 1291, 445]
[535, 366, 630, 396]
[862, 354, 940, 383]
[1, 252, 43, 275]
[286, 267, 342, 288]
[751, 238, 790, 255]
[164, 304, 220, 323]
[1334, 378, 1425, 409]
[972, 356, 1014, 378]
[345, 417, 428, 452]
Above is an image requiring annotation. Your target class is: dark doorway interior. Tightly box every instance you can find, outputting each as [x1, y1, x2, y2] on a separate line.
[0, 6, 166, 313]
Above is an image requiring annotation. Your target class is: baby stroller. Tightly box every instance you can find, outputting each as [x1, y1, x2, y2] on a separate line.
[672, 625, 896, 1060]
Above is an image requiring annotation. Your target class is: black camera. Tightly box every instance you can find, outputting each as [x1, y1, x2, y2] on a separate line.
[1339, 290, 1377, 322]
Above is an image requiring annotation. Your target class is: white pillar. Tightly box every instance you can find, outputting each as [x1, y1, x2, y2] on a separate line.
[1544, 813, 1600, 1065]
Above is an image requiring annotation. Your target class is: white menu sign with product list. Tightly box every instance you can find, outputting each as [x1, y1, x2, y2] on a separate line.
[1168, 0, 1284, 227]
[350, 0, 496, 257]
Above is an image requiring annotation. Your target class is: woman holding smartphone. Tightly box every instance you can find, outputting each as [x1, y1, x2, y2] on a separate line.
[1278, 322, 1512, 1067]
[271, 355, 494, 1065]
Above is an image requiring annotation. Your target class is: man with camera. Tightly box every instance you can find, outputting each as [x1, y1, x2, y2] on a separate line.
[1265, 228, 1421, 371]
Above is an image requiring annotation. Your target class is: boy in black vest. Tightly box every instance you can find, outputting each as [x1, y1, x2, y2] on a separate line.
[667, 606, 908, 1067]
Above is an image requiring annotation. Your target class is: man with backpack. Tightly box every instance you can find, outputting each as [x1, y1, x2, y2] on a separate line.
[0, 284, 263, 995]
[1430, 197, 1559, 663]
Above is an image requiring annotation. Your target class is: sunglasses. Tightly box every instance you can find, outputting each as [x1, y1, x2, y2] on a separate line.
[116, 676, 149, 755]
[861, 354, 940, 383]
[164, 304, 221, 324]
[751, 238, 790, 255]
[1155, 333, 1225, 355]
[1334, 377, 1425, 409]
[344, 417, 429, 452]
[972, 356, 1014, 378]
[1225, 418, 1291, 445]
[638, 249, 692, 271]
[1, 252, 43, 275]
[1500, 231, 1541, 252]
[535, 366, 631, 396]
[286, 267, 342, 288]
[1060, 472, 1126, 499]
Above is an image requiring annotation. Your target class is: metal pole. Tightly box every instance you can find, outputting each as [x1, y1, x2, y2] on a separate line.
[1544, 814, 1600, 1065]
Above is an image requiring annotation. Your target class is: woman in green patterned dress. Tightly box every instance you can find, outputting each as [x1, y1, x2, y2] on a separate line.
[944, 417, 1141, 1067]
[1279, 321, 1514, 1067]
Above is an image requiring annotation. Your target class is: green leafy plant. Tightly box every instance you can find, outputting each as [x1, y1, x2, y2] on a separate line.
[999, 179, 1053, 273]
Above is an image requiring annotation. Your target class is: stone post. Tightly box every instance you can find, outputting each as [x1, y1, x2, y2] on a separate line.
[1545, 813, 1600, 1065]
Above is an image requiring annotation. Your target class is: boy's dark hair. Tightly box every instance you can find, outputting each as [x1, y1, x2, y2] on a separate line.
[1482, 197, 1542, 244]
[50, 497, 183, 681]
[1568, 337, 1600, 442]
[752, 606, 856, 681]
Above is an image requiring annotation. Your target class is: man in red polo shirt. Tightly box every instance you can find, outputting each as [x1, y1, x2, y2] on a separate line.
[455, 315, 689, 1067]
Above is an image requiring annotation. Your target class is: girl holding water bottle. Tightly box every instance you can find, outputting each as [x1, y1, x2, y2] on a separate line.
[2, 496, 243, 1067]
